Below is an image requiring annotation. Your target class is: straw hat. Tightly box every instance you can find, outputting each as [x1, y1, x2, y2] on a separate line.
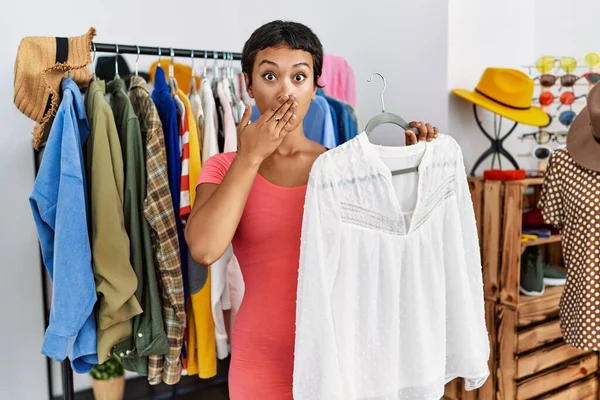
[453, 68, 550, 127]
[14, 27, 96, 149]
[567, 82, 600, 172]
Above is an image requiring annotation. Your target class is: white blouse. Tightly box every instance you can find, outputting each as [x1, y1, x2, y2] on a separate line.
[293, 132, 490, 400]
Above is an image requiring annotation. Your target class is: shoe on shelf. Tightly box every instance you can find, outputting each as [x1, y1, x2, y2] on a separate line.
[520, 248, 545, 296]
[543, 263, 567, 286]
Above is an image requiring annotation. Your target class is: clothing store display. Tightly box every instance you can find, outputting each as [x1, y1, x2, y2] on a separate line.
[174, 94, 191, 220]
[175, 89, 202, 206]
[320, 91, 358, 144]
[14, 28, 96, 149]
[520, 248, 545, 296]
[452, 68, 550, 127]
[129, 75, 185, 384]
[180, 89, 216, 379]
[85, 79, 142, 364]
[107, 78, 169, 375]
[566, 81, 600, 172]
[29, 78, 98, 373]
[153, 66, 189, 309]
[200, 77, 219, 163]
[539, 148, 600, 351]
[294, 133, 490, 400]
[198, 152, 308, 400]
[318, 55, 356, 107]
[216, 80, 237, 152]
[149, 60, 202, 95]
[187, 249, 217, 378]
[190, 91, 205, 151]
[208, 244, 238, 360]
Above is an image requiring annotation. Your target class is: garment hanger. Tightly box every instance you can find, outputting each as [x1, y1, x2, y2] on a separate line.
[203, 50, 208, 79]
[189, 49, 197, 96]
[135, 45, 140, 76]
[168, 47, 179, 92]
[91, 42, 97, 80]
[365, 73, 417, 136]
[114, 44, 120, 80]
[364, 72, 420, 176]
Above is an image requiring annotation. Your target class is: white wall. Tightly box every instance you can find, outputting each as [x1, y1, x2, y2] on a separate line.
[0, 1, 450, 398]
[447, 0, 537, 174]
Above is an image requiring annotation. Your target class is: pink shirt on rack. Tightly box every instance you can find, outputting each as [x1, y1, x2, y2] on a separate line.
[318, 54, 356, 107]
[196, 152, 307, 400]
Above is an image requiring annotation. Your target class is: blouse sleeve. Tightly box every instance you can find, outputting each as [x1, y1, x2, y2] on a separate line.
[197, 152, 236, 186]
[449, 145, 491, 391]
[538, 152, 564, 229]
[293, 157, 344, 399]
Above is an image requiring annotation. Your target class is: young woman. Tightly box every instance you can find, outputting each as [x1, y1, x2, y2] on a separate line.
[185, 20, 440, 399]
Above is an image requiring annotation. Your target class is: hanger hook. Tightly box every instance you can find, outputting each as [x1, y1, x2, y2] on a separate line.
[91, 42, 97, 79]
[169, 47, 175, 79]
[191, 49, 195, 75]
[368, 72, 386, 113]
[158, 47, 162, 62]
[135, 45, 140, 76]
[114, 44, 120, 79]
[213, 51, 219, 79]
[203, 50, 208, 78]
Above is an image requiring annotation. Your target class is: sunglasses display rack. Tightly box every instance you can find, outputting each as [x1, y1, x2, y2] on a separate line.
[34, 39, 242, 400]
[520, 54, 600, 171]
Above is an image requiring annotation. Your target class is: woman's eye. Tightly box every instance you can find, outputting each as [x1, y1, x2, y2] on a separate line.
[264, 73, 276, 81]
[294, 74, 306, 82]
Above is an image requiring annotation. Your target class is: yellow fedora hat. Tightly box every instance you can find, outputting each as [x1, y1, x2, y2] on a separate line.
[452, 68, 550, 127]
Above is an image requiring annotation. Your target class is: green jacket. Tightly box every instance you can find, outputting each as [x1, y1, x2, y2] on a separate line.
[107, 79, 169, 375]
[84, 80, 142, 364]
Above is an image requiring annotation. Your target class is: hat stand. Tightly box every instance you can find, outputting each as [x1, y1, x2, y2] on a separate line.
[470, 103, 520, 176]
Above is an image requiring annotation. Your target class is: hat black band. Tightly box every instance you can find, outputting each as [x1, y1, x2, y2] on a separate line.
[56, 37, 68, 63]
[475, 89, 531, 110]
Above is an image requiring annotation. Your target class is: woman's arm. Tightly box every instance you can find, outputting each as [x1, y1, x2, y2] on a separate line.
[185, 94, 299, 265]
[185, 155, 260, 265]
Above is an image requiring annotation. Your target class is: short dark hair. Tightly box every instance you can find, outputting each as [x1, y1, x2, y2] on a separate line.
[242, 20, 324, 88]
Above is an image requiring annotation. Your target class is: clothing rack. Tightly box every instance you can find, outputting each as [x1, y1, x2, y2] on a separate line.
[37, 40, 242, 400]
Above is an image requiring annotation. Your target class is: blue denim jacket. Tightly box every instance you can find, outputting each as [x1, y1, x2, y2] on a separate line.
[29, 79, 98, 373]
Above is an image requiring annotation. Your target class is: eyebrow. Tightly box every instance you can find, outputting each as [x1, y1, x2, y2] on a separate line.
[258, 60, 311, 69]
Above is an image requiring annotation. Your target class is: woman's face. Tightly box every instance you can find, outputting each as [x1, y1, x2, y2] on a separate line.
[246, 46, 317, 131]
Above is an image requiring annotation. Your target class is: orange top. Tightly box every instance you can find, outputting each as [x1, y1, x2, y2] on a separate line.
[197, 152, 307, 399]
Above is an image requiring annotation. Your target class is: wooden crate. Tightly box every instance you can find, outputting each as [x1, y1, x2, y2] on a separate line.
[494, 178, 600, 399]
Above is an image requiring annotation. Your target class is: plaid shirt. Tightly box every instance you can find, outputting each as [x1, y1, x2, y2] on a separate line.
[129, 76, 185, 385]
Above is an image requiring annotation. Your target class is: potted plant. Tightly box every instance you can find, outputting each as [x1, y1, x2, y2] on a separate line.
[90, 356, 125, 400]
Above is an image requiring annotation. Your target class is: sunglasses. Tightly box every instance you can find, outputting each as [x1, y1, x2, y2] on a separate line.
[535, 91, 586, 107]
[520, 130, 567, 144]
[536, 56, 577, 74]
[584, 52, 600, 68]
[519, 145, 554, 161]
[535, 72, 600, 88]
[546, 110, 578, 127]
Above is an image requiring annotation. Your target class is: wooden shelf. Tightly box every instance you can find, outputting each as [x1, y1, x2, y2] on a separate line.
[521, 235, 561, 253]
[518, 286, 563, 327]
[505, 177, 545, 187]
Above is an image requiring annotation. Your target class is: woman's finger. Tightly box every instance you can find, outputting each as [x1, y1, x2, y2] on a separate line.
[425, 123, 434, 141]
[417, 122, 428, 141]
[405, 130, 418, 145]
[238, 103, 253, 130]
[261, 95, 290, 121]
[275, 102, 298, 136]
[434, 127, 440, 138]
[268, 96, 296, 125]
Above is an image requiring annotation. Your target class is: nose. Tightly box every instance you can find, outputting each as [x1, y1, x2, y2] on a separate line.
[278, 79, 296, 99]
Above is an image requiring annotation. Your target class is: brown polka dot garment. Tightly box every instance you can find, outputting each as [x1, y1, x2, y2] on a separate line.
[539, 148, 600, 351]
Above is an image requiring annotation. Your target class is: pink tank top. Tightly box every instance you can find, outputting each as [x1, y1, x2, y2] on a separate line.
[197, 152, 307, 399]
